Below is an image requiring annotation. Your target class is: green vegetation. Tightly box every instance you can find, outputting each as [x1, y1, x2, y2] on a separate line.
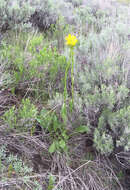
[0, 0, 130, 189]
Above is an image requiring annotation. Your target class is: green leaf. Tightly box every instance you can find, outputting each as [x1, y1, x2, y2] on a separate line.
[75, 125, 90, 133]
[47, 175, 55, 190]
[59, 139, 66, 149]
[49, 142, 56, 153]
[62, 131, 69, 140]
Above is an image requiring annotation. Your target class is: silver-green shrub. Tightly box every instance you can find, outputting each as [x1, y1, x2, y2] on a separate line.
[0, 0, 34, 32]
[0, 0, 58, 32]
[2, 98, 38, 131]
[72, 3, 130, 155]
[0, 145, 42, 189]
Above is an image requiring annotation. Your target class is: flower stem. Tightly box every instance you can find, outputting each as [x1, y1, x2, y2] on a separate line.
[71, 48, 74, 107]
[64, 47, 75, 113]
[64, 60, 70, 104]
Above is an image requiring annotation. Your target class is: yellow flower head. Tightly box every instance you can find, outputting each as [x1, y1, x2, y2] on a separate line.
[65, 34, 78, 47]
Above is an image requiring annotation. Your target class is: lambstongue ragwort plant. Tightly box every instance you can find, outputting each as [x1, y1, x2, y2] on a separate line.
[64, 34, 78, 111]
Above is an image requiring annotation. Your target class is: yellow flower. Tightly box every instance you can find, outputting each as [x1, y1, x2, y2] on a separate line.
[65, 34, 78, 47]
